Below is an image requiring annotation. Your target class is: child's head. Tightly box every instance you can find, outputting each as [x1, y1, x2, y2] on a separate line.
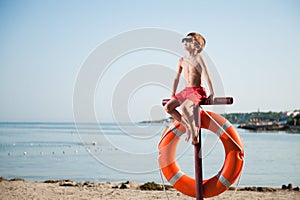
[186, 32, 206, 53]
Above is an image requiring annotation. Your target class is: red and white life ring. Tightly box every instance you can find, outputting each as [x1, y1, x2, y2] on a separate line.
[158, 110, 244, 198]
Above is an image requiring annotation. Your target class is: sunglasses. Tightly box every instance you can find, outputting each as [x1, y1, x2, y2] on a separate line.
[181, 37, 193, 43]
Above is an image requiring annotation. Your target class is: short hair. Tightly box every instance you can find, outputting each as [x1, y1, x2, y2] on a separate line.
[187, 32, 206, 48]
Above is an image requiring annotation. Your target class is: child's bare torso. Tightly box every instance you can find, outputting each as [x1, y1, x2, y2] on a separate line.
[181, 56, 204, 87]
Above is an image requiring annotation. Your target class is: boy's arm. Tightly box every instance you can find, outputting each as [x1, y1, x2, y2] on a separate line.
[198, 55, 214, 101]
[171, 58, 183, 97]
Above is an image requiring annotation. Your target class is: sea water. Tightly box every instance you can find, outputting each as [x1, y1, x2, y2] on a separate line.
[0, 122, 299, 187]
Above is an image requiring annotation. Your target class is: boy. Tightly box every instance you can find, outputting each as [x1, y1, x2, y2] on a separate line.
[164, 32, 214, 145]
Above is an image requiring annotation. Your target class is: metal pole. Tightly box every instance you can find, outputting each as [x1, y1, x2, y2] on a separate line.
[193, 106, 204, 200]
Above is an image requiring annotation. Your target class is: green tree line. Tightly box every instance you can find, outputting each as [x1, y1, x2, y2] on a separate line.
[222, 111, 300, 125]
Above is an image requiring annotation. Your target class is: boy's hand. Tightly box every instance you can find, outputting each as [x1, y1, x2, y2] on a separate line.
[207, 94, 214, 104]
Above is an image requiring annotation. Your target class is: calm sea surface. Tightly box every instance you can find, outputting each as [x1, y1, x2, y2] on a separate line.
[0, 122, 299, 187]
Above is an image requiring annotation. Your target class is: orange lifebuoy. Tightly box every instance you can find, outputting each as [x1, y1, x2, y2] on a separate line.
[158, 110, 244, 198]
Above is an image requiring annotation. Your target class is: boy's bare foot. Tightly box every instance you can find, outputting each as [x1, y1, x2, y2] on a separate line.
[185, 128, 191, 142]
[192, 135, 199, 145]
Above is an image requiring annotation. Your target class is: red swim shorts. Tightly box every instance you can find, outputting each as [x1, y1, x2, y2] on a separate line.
[174, 87, 207, 105]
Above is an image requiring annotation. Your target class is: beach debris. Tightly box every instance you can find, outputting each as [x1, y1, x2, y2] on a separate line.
[119, 182, 130, 189]
[0, 177, 8, 182]
[282, 184, 287, 190]
[293, 186, 300, 191]
[109, 181, 141, 189]
[44, 180, 60, 183]
[59, 180, 78, 187]
[120, 183, 129, 189]
[139, 181, 173, 191]
[127, 181, 140, 189]
[23, 151, 27, 156]
[83, 181, 94, 187]
[9, 178, 25, 182]
[233, 184, 300, 192]
[257, 187, 277, 192]
[282, 183, 293, 190]
[139, 182, 161, 190]
[237, 187, 277, 192]
[282, 183, 299, 191]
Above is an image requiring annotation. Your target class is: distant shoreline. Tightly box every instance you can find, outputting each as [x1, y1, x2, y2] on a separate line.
[140, 110, 300, 133]
[139, 120, 300, 133]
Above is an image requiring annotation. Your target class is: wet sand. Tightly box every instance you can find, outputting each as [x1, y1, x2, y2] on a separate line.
[0, 178, 299, 200]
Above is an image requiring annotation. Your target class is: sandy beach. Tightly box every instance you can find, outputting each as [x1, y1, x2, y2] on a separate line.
[0, 178, 299, 200]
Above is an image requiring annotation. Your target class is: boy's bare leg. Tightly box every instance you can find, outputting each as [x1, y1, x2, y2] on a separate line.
[164, 98, 192, 134]
[181, 100, 198, 143]
[181, 116, 192, 142]
[191, 124, 199, 145]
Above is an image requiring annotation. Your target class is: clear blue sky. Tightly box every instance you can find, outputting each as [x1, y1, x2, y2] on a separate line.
[0, 0, 299, 122]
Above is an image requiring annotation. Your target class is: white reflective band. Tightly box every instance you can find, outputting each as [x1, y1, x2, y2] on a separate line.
[216, 121, 232, 137]
[169, 170, 184, 185]
[168, 124, 175, 132]
[217, 172, 231, 187]
[171, 126, 183, 137]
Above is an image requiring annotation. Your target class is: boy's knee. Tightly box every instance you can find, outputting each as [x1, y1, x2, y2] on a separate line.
[164, 104, 172, 114]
